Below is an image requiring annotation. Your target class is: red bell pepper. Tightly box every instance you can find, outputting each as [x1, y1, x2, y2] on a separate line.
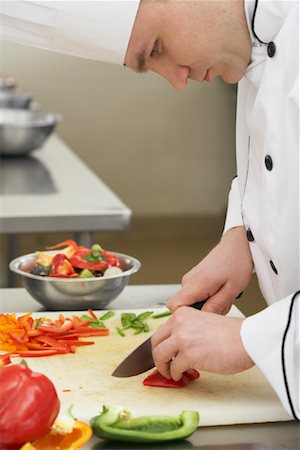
[49, 254, 77, 278]
[0, 354, 11, 366]
[0, 363, 60, 448]
[143, 369, 200, 388]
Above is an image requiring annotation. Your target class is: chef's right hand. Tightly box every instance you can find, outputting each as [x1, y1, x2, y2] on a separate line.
[167, 226, 253, 315]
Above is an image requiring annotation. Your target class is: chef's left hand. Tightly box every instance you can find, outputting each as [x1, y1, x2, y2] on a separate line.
[151, 306, 254, 381]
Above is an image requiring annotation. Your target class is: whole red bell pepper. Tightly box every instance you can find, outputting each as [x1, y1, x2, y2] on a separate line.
[0, 363, 60, 448]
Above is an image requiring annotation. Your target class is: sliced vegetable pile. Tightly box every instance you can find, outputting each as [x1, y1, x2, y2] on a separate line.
[91, 405, 199, 443]
[30, 239, 123, 279]
[116, 310, 171, 336]
[0, 310, 109, 360]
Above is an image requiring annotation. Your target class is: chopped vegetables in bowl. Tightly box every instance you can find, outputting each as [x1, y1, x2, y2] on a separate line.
[29, 240, 124, 279]
[9, 240, 141, 311]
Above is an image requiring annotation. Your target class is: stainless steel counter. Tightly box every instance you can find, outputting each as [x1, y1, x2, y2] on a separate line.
[0, 285, 298, 449]
[0, 134, 131, 285]
[0, 134, 131, 234]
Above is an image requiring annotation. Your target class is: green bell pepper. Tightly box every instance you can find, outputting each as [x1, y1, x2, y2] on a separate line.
[90, 405, 199, 443]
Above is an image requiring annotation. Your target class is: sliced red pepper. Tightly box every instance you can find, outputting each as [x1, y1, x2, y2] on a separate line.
[17, 349, 59, 357]
[77, 330, 109, 337]
[57, 340, 94, 346]
[0, 354, 11, 366]
[49, 254, 76, 278]
[9, 333, 25, 346]
[70, 251, 109, 271]
[46, 240, 79, 250]
[143, 369, 200, 388]
[88, 309, 97, 319]
[37, 324, 71, 334]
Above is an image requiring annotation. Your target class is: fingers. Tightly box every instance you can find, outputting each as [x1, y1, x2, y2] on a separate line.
[167, 284, 209, 312]
[152, 336, 178, 379]
[169, 353, 191, 381]
[201, 283, 236, 315]
[167, 280, 236, 315]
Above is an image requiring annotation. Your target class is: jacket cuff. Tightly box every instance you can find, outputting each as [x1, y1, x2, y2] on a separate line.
[223, 177, 243, 234]
[241, 294, 300, 420]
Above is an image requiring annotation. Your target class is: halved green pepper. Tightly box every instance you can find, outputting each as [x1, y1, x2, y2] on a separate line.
[90, 405, 199, 443]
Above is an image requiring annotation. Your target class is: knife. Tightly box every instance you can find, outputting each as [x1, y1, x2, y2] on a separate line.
[112, 300, 206, 377]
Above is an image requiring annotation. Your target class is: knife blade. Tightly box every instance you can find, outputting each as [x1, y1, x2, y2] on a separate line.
[112, 300, 206, 378]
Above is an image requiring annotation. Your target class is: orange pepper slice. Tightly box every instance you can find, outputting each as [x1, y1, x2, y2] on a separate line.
[20, 420, 92, 450]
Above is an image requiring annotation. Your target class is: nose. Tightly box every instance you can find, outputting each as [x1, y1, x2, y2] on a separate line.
[151, 62, 190, 91]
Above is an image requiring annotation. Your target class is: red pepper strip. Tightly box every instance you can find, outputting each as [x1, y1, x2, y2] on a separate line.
[69, 247, 109, 271]
[46, 240, 79, 250]
[37, 325, 71, 334]
[54, 333, 79, 340]
[49, 254, 76, 278]
[105, 254, 120, 267]
[78, 331, 109, 337]
[143, 369, 200, 388]
[0, 354, 11, 366]
[59, 319, 74, 332]
[17, 350, 59, 357]
[88, 309, 97, 319]
[26, 330, 43, 338]
[77, 320, 91, 328]
[57, 340, 94, 346]
[26, 342, 45, 350]
[74, 327, 109, 333]
[35, 335, 67, 347]
[9, 333, 27, 346]
[70, 253, 109, 271]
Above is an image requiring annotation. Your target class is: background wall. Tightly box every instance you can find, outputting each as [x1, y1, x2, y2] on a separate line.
[1, 41, 237, 217]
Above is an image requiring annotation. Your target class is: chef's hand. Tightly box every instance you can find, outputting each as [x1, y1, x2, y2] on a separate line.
[167, 226, 253, 315]
[151, 307, 254, 380]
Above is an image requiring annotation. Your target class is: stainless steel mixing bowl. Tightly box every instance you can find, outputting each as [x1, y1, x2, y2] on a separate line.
[0, 109, 60, 156]
[9, 251, 141, 310]
[0, 92, 32, 109]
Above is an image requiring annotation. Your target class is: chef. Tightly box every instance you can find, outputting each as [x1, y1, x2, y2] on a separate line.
[2, 0, 299, 420]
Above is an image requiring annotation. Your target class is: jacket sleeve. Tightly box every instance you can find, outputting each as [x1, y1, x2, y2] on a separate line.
[223, 177, 244, 234]
[241, 292, 300, 420]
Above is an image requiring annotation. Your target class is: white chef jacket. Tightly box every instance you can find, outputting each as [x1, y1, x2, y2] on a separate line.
[1, 0, 299, 421]
[224, 0, 299, 420]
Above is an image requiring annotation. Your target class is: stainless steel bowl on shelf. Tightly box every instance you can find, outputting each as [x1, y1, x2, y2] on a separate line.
[0, 92, 32, 109]
[0, 109, 60, 156]
[9, 251, 141, 311]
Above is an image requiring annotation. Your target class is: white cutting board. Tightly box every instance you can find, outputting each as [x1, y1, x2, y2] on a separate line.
[13, 307, 291, 427]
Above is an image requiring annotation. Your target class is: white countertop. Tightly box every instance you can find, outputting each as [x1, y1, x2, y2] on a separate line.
[0, 284, 179, 312]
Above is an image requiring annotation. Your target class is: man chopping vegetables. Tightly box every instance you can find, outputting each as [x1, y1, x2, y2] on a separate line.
[2, 0, 299, 421]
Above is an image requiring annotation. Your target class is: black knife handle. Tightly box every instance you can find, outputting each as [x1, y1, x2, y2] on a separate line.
[191, 300, 207, 310]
